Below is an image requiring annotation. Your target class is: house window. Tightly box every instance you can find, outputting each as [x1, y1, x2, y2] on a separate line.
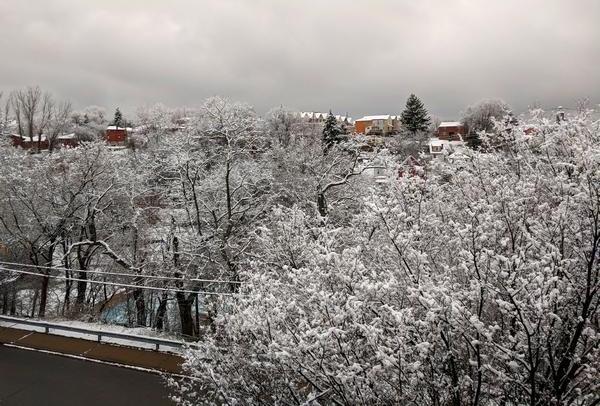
[431, 145, 443, 152]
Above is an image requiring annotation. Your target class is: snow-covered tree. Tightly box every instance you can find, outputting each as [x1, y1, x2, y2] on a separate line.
[0, 144, 118, 316]
[400, 94, 431, 135]
[322, 111, 343, 152]
[46, 100, 73, 152]
[265, 105, 299, 147]
[462, 99, 511, 149]
[173, 111, 600, 405]
[72, 106, 107, 141]
[5, 86, 72, 152]
[0, 91, 10, 135]
[113, 107, 123, 128]
[136, 103, 176, 144]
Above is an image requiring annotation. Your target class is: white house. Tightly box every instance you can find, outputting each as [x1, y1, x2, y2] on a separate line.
[428, 137, 465, 159]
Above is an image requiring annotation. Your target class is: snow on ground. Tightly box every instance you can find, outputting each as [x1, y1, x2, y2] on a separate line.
[0, 317, 187, 353]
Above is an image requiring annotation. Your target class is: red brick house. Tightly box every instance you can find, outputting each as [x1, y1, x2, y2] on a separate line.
[105, 126, 132, 146]
[55, 133, 79, 148]
[11, 134, 50, 150]
[436, 122, 466, 141]
[11, 133, 79, 150]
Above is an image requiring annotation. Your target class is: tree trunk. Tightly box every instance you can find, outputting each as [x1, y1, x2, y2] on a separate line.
[63, 274, 72, 315]
[155, 293, 168, 330]
[176, 292, 194, 338]
[195, 294, 200, 336]
[38, 274, 49, 318]
[1, 290, 7, 314]
[9, 288, 16, 315]
[75, 271, 87, 308]
[38, 243, 56, 318]
[31, 288, 39, 318]
[317, 189, 328, 218]
[132, 288, 146, 327]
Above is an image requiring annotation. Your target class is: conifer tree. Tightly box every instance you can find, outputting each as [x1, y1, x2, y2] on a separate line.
[465, 130, 482, 149]
[113, 107, 123, 128]
[322, 111, 342, 152]
[400, 94, 431, 135]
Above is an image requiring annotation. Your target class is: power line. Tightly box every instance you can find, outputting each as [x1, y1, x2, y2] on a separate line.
[0, 260, 243, 285]
[0, 266, 243, 297]
[0, 266, 245, 297]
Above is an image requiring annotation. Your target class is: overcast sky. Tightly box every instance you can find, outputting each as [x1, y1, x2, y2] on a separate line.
[1, 0, 598, 119]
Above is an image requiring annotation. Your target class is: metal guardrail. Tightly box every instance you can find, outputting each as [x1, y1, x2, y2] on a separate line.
[0, 315, 195, 352]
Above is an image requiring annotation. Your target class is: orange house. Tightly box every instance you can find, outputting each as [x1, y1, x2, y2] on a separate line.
[354, 115, 400, 136]
[355, 120, 369, 134]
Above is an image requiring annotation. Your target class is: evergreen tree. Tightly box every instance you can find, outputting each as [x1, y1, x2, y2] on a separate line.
[465, 130, 482, 150]
[400, 94, 431, 135]
[113, 107, 123, 128]
[322, 111, 342, 152]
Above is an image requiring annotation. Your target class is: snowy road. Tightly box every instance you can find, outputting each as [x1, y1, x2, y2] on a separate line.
[0, 346, 173, 405]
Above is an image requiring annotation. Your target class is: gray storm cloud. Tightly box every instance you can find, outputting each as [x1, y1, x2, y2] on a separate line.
[1, 0, 598, 119]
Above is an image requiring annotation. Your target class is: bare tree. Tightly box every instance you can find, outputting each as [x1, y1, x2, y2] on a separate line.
[0, 92, 10, 135]
[10, 86, 55, 151]
[265, 105, 299, 147]
[461, 98, 511, 148]
[47, 100, 73, 152]
[72, 105, 107, 141]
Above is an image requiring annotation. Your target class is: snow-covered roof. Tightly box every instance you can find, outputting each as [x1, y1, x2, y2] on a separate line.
[14, 134, 48, 142]
[300, 112, 327, 118]
[428, 137, 464, 146]
[12, 133, 77, 141]
[439, 121, 463, 127]
[106, 126, 133, 131]
[429, 139, 444, 147]
[428, 137, 465, 154]
[356, 115, 397, 122]
[300, 112, 352, 122]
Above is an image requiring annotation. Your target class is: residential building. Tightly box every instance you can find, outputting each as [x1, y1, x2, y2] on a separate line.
[10, 133, 79, 150]
[427, 121, 466, 159]
[428, 137, 465, 158]
[11, 134, 49, 150]
[56, 133, 79, 148]
[354, 115, 400, 136]
[105, 126, 132, 146]
[299, 112, 353, 126]
[436, 121, 466, 141]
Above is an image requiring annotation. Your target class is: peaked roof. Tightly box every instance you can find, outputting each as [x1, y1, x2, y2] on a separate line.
[438, 121, 463, 127]
[299, 112, 353, 122]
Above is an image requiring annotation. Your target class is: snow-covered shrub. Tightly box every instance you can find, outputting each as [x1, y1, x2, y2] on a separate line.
[173, 114, 600, 405]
